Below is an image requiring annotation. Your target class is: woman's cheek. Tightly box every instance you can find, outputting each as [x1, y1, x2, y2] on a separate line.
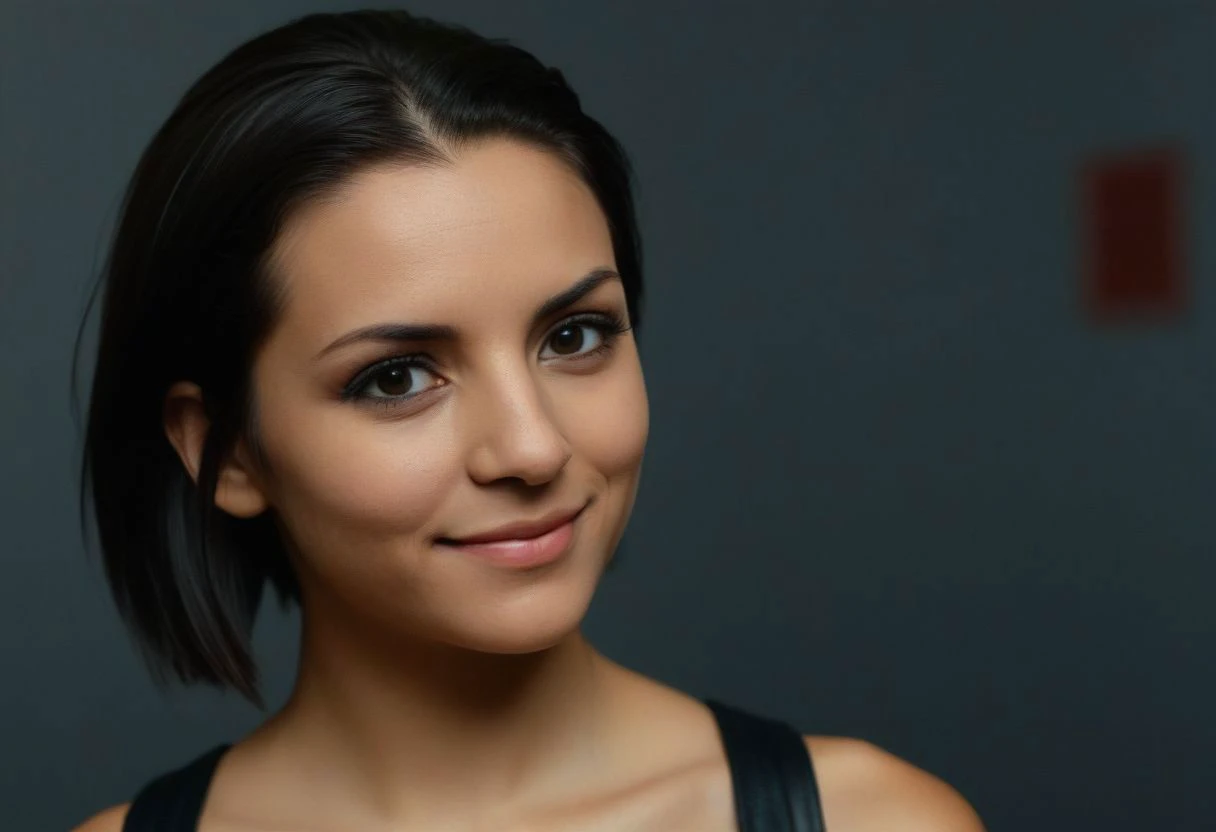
[262, 400, 465, 537]
[561, 360, 648, 476]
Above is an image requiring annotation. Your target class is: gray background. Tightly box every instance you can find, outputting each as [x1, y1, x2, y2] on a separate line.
[3, 1, 1214, 829]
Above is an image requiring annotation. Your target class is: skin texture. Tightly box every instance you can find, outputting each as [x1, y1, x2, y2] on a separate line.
[77, 140, 984, 831]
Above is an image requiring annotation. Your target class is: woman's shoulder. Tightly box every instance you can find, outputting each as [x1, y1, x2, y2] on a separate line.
[805, 735, 984, 832]
[71, 741, 229, 832]
[72, 803, 130, 832]
[614, 667, 984, 830]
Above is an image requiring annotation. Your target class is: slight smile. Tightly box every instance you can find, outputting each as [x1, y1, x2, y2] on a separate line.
[436, 503, 589, 568]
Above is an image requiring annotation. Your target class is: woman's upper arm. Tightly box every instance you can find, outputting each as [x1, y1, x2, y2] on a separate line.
[806, 736, 985, 832]
[72, 803, 130, 832]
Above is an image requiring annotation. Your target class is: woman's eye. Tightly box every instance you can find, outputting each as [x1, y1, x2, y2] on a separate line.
[540, 322, 605, 359]
[355, 362, 442, 400]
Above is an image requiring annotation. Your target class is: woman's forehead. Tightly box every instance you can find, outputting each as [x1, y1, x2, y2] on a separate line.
[266, 141, 617, 339]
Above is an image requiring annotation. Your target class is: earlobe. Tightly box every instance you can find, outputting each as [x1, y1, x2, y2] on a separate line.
[215, 443, 270, 518]
[163, 381, 270, 518]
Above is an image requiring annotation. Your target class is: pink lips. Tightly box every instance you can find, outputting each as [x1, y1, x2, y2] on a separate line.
[437, 506, 585, 568]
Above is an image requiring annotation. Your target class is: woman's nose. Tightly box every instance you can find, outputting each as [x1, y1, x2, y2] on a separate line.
[463, 370, 572, 487]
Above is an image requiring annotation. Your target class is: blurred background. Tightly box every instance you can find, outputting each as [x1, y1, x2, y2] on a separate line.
[3, 1, 1213, 829]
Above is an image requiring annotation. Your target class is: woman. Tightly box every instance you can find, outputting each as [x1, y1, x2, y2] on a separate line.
[75, 10, 983, 831]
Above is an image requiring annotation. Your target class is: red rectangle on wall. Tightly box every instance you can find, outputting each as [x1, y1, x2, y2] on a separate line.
[1082, 147, 1185, 322]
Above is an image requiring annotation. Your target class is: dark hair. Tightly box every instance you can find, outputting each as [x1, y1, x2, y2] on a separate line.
[76, 8, 643, 705]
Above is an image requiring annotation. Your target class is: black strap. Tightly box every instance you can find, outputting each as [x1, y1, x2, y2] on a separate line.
[122, 744, 230, 831]
[706, 699, 826, 832]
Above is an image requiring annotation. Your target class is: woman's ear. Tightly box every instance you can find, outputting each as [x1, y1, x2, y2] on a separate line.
[163, 381, 269, 518]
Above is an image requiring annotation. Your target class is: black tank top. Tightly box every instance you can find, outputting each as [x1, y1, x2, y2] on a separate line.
[122, 699, 825, 831]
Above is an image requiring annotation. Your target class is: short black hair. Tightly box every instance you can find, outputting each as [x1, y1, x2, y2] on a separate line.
[76, 8, 643, 705]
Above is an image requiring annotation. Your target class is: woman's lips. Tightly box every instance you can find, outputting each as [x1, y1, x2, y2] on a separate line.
[437, 505, 586, 568]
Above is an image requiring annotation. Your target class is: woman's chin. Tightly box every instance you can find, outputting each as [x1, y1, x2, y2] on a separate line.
[446, 588, 596, 656]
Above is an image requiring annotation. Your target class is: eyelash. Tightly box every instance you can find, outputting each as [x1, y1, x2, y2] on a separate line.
[340, 310, 632, 409]
[541, 311, 631, 361]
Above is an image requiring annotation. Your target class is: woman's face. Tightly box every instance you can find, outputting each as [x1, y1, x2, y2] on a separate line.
[245, 139, 647, 653]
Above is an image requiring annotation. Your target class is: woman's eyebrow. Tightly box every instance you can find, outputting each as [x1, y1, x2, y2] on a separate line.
[316, 323, 457, 359]
[316, 267, 621, 360]
[531, 267, 621, 325]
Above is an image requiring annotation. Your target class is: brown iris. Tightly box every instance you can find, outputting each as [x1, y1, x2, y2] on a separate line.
[375, 366, 414, 396]
[548, 324, 584, 356]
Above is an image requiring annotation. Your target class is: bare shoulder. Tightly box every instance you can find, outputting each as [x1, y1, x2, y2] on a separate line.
[805, 736, 984, 832]
[72, 803, 130, 832]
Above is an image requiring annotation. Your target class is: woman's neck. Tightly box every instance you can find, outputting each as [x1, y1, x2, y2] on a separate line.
[256, 609, 622, 827]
